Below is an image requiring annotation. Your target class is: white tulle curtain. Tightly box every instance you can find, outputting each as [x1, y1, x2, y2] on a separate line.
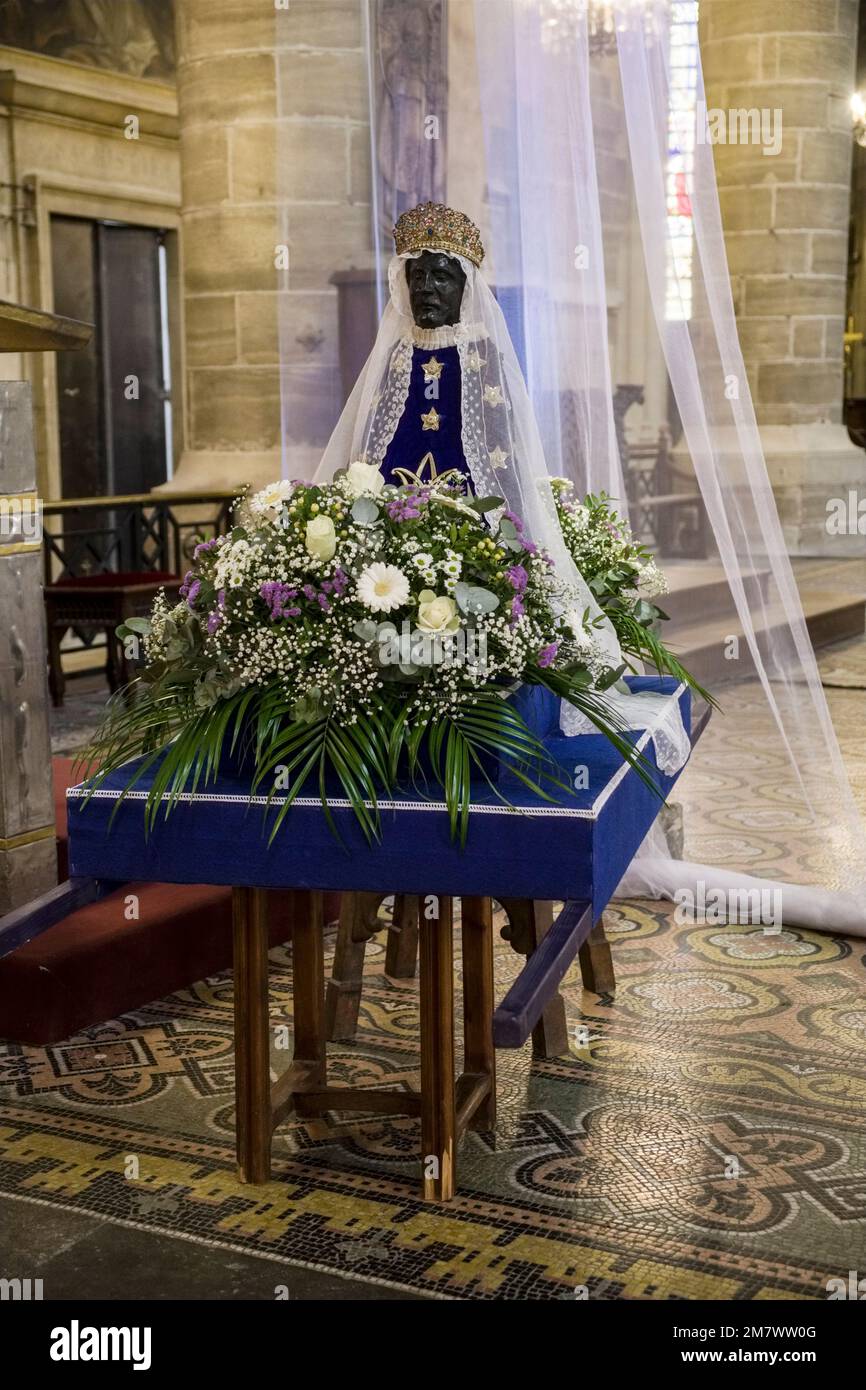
[469, 0, 866, 917]
[275, 1, 866, 921]
[473, 0, 624, 500]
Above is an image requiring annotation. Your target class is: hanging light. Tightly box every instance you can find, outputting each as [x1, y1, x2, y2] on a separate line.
[851, 91, 866, 147]
[534, 0, 658, 56]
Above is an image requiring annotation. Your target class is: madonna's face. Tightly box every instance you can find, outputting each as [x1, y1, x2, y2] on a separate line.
[405, 251, 467, 329]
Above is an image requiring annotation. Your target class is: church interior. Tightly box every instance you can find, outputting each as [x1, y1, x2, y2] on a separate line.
[2, 0, 866, 1325]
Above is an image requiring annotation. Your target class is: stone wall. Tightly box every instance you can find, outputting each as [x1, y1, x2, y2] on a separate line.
[701, 0, 864, 553]
[0, 45, 180, 496]
[169, 0, 371, 492]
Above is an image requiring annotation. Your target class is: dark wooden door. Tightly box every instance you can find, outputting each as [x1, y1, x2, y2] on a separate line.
[52, 216, 170, 500]
[51, 216, 104, 499]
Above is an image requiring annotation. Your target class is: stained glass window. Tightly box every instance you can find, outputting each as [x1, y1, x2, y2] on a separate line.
[666, 0, 699, 321]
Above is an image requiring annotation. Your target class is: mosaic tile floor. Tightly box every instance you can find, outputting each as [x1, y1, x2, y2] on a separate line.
[6, 626, 863, 1299]
[1, 897, 865, 1300]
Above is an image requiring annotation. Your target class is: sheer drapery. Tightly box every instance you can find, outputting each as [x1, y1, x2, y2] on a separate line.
[277, 0, 866, 930]
[469, 0, 866, 927]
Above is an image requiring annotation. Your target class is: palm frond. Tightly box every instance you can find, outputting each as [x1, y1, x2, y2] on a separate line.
[613, 609, 719, 709]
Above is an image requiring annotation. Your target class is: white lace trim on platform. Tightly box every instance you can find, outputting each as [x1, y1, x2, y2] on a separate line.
[560, 684, 691, 776]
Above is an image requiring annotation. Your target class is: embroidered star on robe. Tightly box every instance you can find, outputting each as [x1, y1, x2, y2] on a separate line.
[422, 356, 444, 381]
[421, 406, 441, 430]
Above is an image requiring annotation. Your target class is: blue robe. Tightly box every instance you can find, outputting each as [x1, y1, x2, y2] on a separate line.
[381, 345, 472, 489]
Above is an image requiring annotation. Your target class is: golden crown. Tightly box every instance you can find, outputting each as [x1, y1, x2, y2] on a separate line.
[393, 201, 484, 267]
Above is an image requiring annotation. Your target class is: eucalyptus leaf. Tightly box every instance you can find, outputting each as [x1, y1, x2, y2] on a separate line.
[634, 599, 658, 625]
[455, 582, 499, 615]
[351, 496, 380, 526]
[292, 688, 325, 724]
[194, 681, 221, 710]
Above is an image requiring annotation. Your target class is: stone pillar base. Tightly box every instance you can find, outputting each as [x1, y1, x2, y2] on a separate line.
[0, 381, 57, 911]
[672, 423, 866, 558]
[156, 448, 282, 497]
[761, 424, 866, 557]
[0, 838, 58, 917]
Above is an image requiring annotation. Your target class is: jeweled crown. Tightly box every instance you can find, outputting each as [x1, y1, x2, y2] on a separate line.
[393, 201, 484, 267]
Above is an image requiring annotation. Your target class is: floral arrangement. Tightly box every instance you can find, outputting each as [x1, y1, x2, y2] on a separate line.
[551, 481, 713, 704]
[82, 464, 657, 844]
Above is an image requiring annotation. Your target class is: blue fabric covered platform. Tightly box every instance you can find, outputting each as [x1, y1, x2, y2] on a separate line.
[67, 677, 690, 918]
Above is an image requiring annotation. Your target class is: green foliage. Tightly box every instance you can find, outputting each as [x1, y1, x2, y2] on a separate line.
[612, 607, 718, 709]
[77, 667, 663, 850]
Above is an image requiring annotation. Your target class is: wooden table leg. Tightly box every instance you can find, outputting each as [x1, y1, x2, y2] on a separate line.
[325, 891, 381, 1041]
[289, 889, 326, 1116]
[104, 624, 120, 695]
[578, 918, 616, 994]
[232, 886, 272, 1183]
[500, 898, 570, 1060]
[420, 895, 456, 1202]
[460, 896, 495, 1131]
[385, 893, 419, 978]
[46, 621, 65, 707]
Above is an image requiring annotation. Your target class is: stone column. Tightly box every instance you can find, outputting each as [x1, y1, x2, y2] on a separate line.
[167, 0, 370, 494]
[701, 0, 864, 554]
[0, 383, 56, 912]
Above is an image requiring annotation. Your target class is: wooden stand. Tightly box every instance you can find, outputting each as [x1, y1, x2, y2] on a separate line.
[232, 887, 494, 1203]
[326, 894, 616, 1058]
[324, 892, 419, 1040]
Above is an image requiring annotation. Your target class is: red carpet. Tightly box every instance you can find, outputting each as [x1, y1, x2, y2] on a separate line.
[0, 760, 338, 1046]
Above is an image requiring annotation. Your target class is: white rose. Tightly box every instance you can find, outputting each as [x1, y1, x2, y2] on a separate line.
[416, 590, 461, 634]
[344, 461, 385, 498]
[305, 514, 337, 561]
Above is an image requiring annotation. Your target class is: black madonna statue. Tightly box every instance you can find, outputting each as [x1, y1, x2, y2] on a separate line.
[380, 240, 470, 489]
[313, 199, 615, 658]
[315, 201, 509, 497]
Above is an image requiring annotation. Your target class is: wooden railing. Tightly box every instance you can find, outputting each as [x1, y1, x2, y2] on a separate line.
[41, 490, 238, 583]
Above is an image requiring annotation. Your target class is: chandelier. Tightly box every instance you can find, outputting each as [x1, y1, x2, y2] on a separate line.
[536, 1, 659, 56]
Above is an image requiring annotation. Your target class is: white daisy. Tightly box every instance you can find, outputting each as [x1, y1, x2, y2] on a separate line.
[356, 562, 410, 613]
[248, 479, 294, 520]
